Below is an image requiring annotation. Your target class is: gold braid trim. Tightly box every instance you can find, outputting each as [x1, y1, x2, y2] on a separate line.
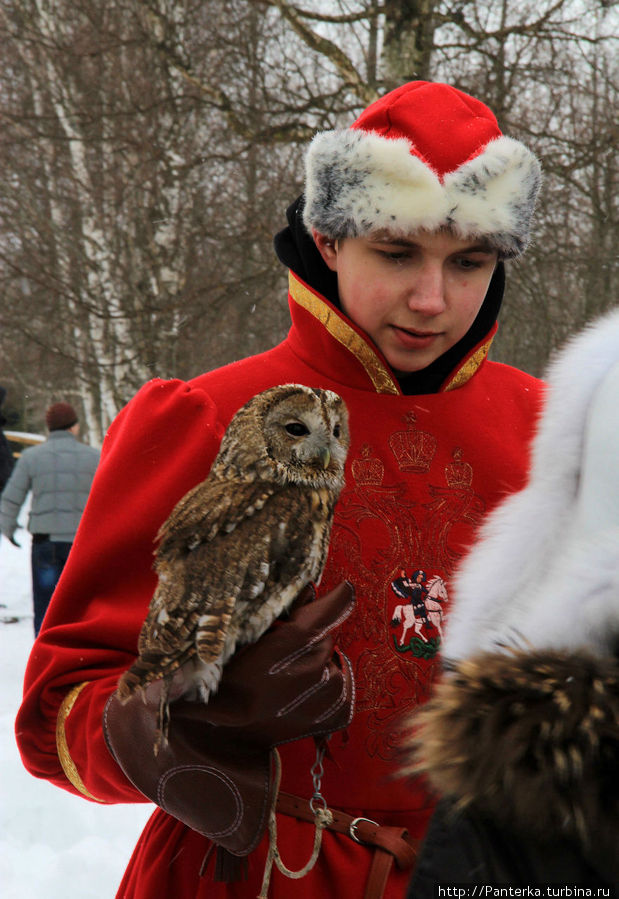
[56, 681, 104, 802]
[289, 273, 400, 395]
[443, 337, 493, 392]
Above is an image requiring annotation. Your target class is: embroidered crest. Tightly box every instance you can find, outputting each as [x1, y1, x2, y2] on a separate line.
[324, 430, 486, 761]
[388, 412, 437, 473]
[351, 443, 385, 486]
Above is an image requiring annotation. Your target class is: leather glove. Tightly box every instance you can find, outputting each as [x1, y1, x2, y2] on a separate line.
[103, 581, 355, 861]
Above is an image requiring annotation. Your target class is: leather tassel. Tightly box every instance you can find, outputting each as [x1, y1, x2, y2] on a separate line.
[213, 847, 249, 882]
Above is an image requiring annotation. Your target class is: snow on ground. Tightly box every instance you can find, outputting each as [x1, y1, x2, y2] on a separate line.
[0, 535, 152, 898]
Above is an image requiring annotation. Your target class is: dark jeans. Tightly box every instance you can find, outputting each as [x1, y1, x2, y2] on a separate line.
[31, 536, 72, 635]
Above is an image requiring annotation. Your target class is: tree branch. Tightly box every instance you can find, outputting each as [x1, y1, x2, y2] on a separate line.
[256, 0, 378, 105]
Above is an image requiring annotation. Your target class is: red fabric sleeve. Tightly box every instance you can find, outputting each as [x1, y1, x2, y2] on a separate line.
[15, 378, 225, 803]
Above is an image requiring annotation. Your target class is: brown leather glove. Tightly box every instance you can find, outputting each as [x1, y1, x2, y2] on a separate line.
[103, 581, 355, 861]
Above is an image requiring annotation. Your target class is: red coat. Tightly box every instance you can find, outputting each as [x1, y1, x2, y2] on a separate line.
[15, 272, 544, 897]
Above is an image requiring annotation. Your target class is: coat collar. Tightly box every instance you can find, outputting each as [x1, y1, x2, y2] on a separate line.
[406, 645, 619, 879]
[47, 430, 76, 441]
[287, 271, 496, 396]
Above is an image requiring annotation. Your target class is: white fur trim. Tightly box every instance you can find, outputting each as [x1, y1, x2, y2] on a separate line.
[304, 130, 541, 257]
[443, 307, 619, 661]
[444, 137, 541, 254]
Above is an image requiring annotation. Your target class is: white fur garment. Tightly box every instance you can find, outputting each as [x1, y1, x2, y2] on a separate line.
[443, 306, 619, 661]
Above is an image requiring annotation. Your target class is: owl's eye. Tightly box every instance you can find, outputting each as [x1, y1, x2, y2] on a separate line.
[285, 421, 310, 437]
[333, 424, 341, 438]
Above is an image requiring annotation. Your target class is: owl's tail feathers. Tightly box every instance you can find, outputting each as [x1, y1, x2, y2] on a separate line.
[115, 662, 149, 704]
[154, 678, 171, 755]
[115, 666, 172, 755]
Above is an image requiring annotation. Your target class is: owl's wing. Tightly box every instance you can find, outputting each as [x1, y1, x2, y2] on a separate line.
[262, 486, 332, 590]
[155, 479, 280, 556]
[219, 485, 335, 649]
[135, 481, 285, 672]
[136, 540, 254, 669]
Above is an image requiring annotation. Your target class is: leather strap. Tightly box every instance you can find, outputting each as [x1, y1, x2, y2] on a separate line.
[363, 826, 414, 899]
[276, 791, 418, 898]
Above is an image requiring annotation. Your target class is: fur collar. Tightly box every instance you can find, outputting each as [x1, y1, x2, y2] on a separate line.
[406, 647, 619, 871]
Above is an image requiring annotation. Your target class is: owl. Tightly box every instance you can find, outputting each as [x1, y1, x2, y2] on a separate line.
[116, 383, 350, 751]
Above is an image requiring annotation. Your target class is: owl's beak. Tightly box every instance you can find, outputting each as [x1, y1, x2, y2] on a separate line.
[318, 447, 331, 469]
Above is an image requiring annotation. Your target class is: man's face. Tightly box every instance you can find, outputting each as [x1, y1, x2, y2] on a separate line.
[314, 229, 498, 376]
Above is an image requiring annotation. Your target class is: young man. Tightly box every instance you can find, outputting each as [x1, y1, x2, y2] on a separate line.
[15, 81, 544, 898]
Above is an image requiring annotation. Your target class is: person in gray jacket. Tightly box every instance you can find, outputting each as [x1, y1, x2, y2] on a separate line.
[1, 402, 100, 634]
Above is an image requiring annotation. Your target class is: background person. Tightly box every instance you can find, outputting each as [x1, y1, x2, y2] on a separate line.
[0, 401, 99, 634]
[406, 307, 619, 892]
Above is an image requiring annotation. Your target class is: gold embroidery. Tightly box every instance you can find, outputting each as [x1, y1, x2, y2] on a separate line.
[351, 444, 385, 486]
[443, 338, 493, 391]
[388, 412, 437, 473]
[56, 681, 104, 802]
[289, 273, 400, 395]
[445, 447, 473, 489]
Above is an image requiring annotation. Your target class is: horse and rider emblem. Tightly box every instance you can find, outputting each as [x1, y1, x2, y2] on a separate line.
[390, 569, 448, 659]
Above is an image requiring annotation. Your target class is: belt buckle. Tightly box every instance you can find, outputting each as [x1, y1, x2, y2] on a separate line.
[349, 816, 379, 844]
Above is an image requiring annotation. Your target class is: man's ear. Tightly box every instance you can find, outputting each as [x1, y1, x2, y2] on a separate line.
[312, 229, 338, 272]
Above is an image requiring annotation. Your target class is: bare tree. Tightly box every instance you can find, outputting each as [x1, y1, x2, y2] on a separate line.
[2, 0, 215, 439]
[242, 0, 618, 373]
[382, 0, 438, 85]
[1, 1, 303, 440]
[1, 0, 616, 439]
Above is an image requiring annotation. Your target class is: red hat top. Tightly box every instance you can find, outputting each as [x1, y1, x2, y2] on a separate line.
[351, 81, 502, 180]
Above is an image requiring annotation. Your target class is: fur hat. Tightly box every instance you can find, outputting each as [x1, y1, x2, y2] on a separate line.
[303, 81, 541, 258]
[46, 402, 78, 432]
